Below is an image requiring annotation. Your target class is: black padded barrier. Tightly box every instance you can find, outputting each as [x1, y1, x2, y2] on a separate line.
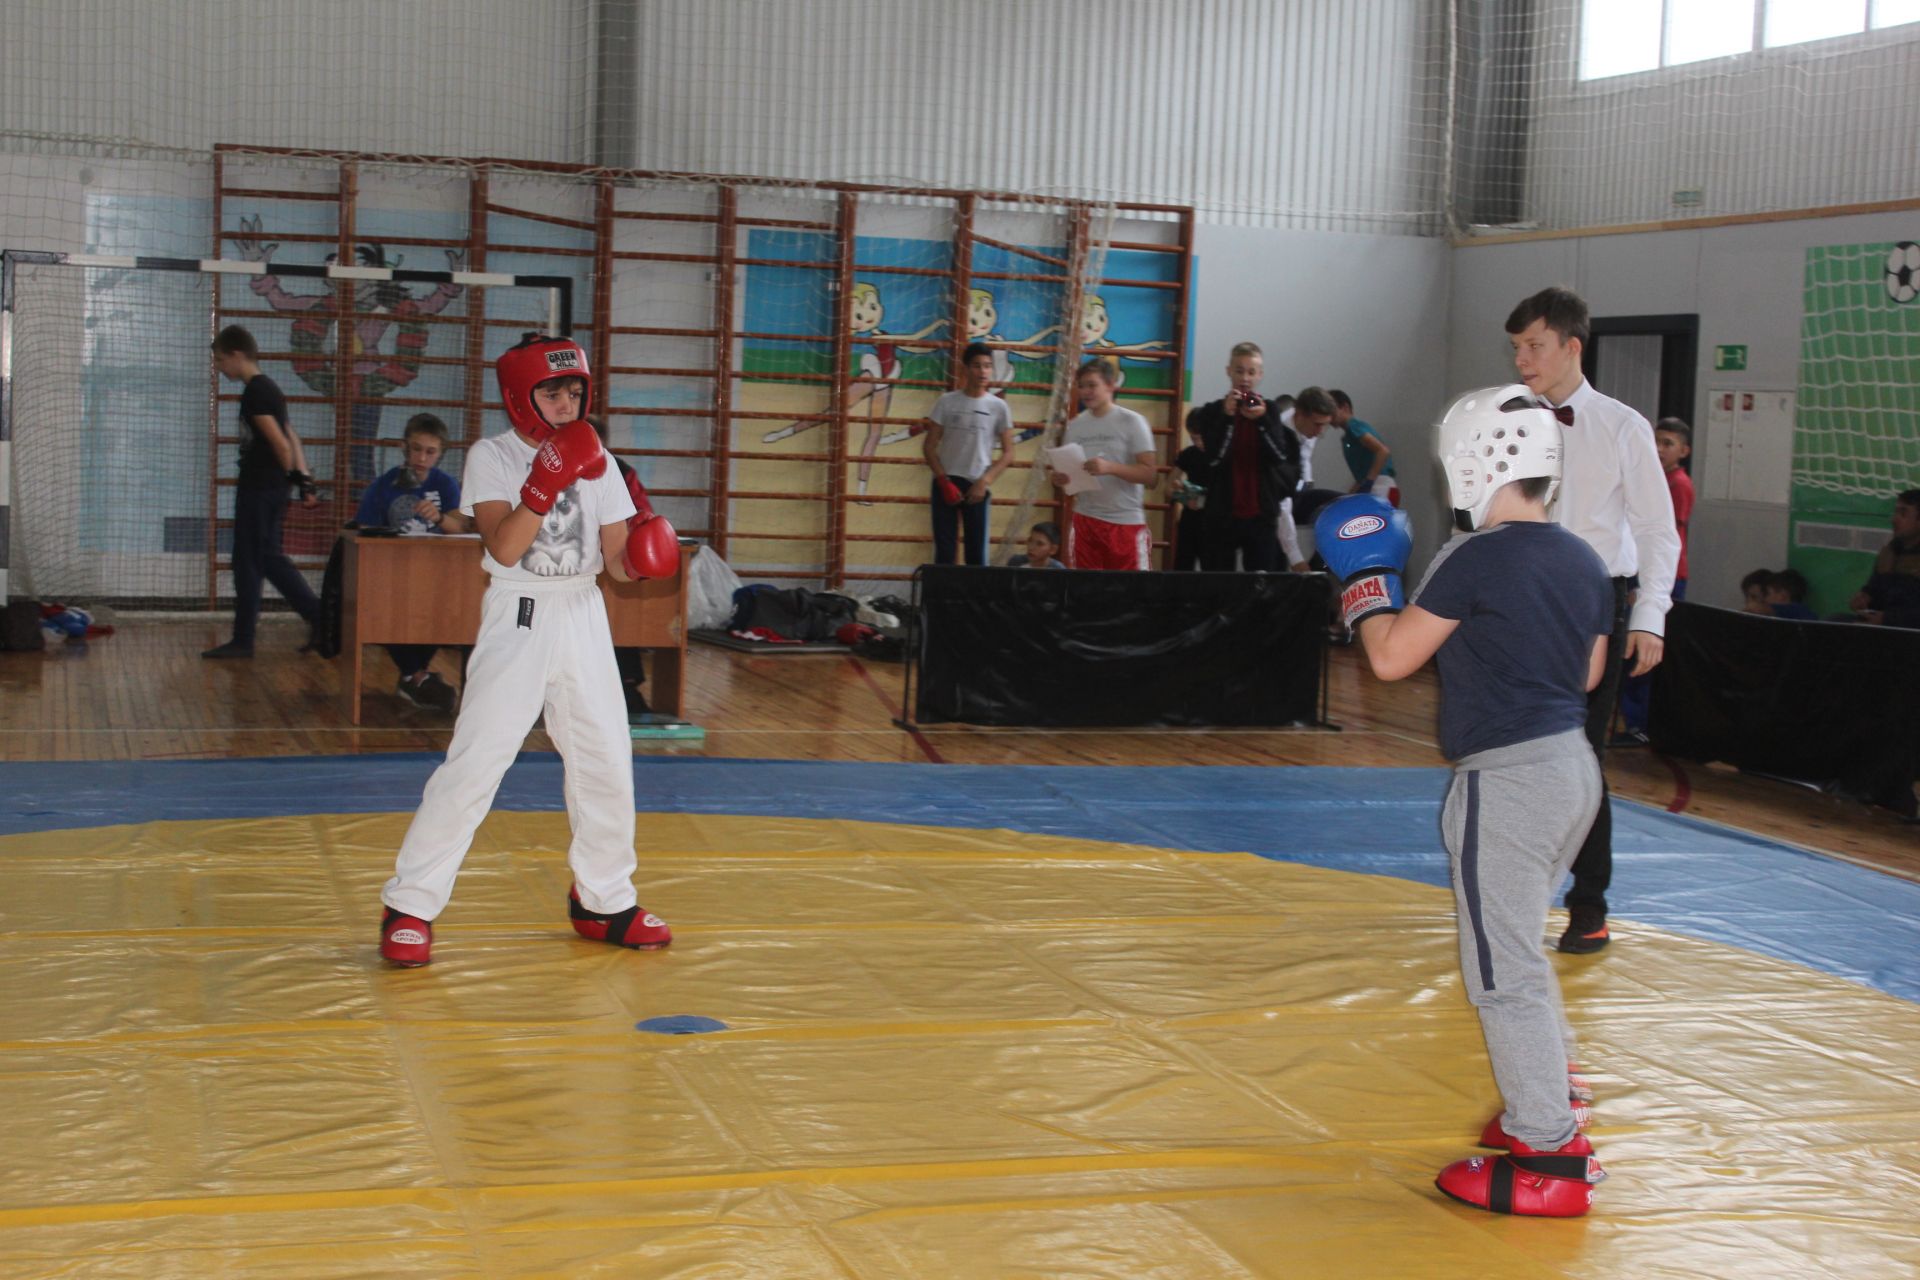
[908, 566, 1330, 729]
[1652, 601, 1920, 816]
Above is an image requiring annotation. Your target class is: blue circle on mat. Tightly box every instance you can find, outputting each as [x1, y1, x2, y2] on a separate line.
[636, 1015, 730, 1035]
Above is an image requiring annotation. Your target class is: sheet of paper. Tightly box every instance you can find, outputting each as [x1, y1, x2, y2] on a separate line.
[1044, 443, 1101, 495]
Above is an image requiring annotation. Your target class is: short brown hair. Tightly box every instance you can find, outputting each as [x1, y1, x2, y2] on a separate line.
[1294, 386, 1337, 418]
[1228, 342, 1263, 361]
[1504, 286, 1590, 346]
[1655, 417, 1691, 446]
[212, 325, 257, 359]
[1076, 357, 1118, 385]
[403, 413, 448, 444]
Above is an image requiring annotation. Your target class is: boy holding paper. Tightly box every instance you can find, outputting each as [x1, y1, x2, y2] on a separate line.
[1049, 358, 1157, 570]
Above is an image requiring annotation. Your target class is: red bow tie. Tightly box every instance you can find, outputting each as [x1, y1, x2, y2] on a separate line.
[1551, 404, 1575, 426]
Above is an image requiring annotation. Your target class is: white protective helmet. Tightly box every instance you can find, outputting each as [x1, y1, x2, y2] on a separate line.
[1435, 384, 1564, 532]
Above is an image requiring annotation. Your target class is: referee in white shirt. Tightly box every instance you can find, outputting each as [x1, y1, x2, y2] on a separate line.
[1506, 287, 1682, 954]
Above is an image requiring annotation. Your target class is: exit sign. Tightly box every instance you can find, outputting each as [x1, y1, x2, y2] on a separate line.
[1714, 344, 1748, 371]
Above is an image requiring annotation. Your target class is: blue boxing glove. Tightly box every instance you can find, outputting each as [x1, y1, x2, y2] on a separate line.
[1314, 494, 1412, 630]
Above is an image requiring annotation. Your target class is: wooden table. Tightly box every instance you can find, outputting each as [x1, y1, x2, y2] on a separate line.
[338, 534, 690, 725]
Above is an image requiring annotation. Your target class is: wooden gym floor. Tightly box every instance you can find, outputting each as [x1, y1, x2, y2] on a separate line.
[2, 616, 1911, 881]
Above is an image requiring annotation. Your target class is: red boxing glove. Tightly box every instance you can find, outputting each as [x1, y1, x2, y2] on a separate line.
[520, 419, 607, 514]
[621, 514, 679, 580]
[938, 477, 964, 506]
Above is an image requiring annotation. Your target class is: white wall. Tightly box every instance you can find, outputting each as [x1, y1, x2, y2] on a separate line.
[1191, 225, 1454, 570]
[1447, 209, 1920, 609]
[1527, 13, 1920, 229]
[631, 0, 1445, 234]
[0, 0, 591, 162]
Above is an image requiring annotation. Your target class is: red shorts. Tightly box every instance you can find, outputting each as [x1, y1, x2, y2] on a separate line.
[1068, 513, 1151, 571]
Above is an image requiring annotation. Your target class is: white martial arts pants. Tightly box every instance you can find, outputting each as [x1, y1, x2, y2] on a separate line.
[383, 574, 637, 921]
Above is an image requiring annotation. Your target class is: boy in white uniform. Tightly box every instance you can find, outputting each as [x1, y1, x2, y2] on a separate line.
[378, 334, 680, 966]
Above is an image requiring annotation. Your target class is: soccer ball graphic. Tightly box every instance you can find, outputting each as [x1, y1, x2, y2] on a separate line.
[1886, 241, 1920, 305]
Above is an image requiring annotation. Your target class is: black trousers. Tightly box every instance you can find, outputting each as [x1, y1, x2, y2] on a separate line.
[1200, 515, 1281, 572]
[1566, 576, 1635, 917]
[230, 486, 319, 647]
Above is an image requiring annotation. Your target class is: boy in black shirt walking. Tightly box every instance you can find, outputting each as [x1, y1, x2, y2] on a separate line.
[205, 325, 321, 658]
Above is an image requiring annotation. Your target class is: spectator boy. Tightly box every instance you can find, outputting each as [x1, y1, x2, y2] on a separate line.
[1051, 359, 1157, 570]
[1007, 522, 1066, 569]
[923, 342, 1016, 566]
[1277, 387, 1341, 573]
[353, 412, 467, 711]
[1330, 390, 1398, 504]
[1850, 488, 1920, 628]
[1182, 343, 1301, 572]
[1616, 418, 1694, 739]
[1766, 568, 1817, 620]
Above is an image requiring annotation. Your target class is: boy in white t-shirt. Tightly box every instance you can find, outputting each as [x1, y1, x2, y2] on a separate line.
[1050, 358, 1158, 570]
[922, 341, 1016, 565]
[377, 334, 681, 967]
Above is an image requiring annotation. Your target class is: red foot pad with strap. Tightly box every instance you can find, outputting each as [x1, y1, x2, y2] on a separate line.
[568, 885, 672, 950]
[1436, 1134, 1605, 1217]
[380, 908, 433, 967]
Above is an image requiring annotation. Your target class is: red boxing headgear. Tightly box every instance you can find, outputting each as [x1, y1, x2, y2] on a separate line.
[497, 334, 592, 442]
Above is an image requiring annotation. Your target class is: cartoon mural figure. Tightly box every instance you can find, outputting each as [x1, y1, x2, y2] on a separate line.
[761, 280, 947, 502]
[878, 287, 1057, 446]
[1078, 293, 1173, 394]
[232, 214, 465, 482]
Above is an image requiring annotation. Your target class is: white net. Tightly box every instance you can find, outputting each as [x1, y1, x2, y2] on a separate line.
[1794, 240, 1920, 500]
[1457, 1, 1920, 233]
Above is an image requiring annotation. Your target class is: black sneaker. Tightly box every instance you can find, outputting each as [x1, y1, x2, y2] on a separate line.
[201, 641, 254, 659]
[623, 681, 650, 720]
[1607, 728, 1650, 749]
[1558, 911, 1611, 954]
[397, 672, 457, 713]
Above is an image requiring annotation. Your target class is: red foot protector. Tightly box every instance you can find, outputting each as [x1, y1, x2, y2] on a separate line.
[1436, 1134, 1605, 1217]
[569, 885, 672, 950]
[380, 908, 433, 967]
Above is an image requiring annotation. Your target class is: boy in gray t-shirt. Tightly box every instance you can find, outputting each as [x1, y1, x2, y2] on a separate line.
[1050, 358, 1158, 570]
[923, 342, 1015, 565]
[1314, 385, 1614, 1219]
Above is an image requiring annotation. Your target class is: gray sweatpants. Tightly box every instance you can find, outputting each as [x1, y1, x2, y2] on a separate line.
[1443, 729, 1603, 1151]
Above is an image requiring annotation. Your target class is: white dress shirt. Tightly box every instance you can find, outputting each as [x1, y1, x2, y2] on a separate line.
[1277, 407, 1313, 567]
[1551, 379, 1682, 636]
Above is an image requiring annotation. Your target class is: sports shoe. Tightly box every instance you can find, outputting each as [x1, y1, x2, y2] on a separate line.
[1437, 1134, 1605, 1217]
[201, 641, 254, 659]
[1558, 910, 1611, 954]
[397, 672, 457, 713]
[379, 907, 433, 967]
[568, 884, 671, 950]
